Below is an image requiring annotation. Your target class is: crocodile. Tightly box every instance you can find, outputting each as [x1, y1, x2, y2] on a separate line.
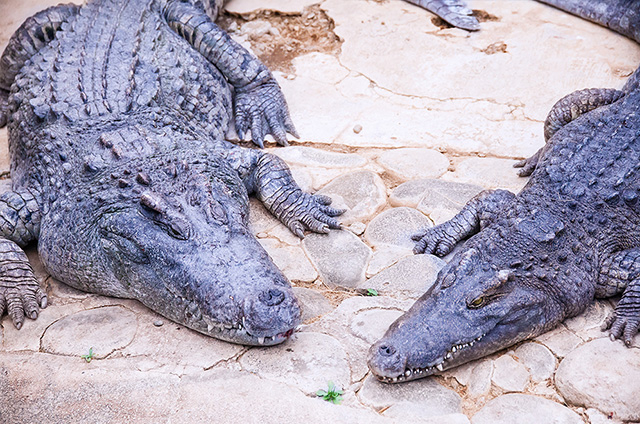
[0, 0, 343, 346]
[403, 0, 639, 33]
[368, 0, 640, 382]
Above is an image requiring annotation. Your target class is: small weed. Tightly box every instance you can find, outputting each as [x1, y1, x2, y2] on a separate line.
[81, 347, 95, 363]
[365, 288, 378, 296]
[316, 381, 343, 404]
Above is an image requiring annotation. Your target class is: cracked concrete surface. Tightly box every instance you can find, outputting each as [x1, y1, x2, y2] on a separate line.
[1, 0, 640, 422]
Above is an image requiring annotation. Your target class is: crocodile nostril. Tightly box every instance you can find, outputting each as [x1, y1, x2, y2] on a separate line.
[378, 344, 397, 357]
[259, 288, 285, 306]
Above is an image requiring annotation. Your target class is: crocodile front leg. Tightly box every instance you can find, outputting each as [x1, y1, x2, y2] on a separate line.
[598, 248, 640, 346]
[164, 0, 297, 148]
[412, 189, 515, 255]
[219, 145, 343, 237]
[0, 3, 79, 127]
[0, 188, 46, 329]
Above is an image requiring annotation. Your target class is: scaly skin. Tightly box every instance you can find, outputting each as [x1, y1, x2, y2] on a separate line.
[0, 0, 340, 345]
[405, 0, 640, 35]
[369, 0, 640, 382]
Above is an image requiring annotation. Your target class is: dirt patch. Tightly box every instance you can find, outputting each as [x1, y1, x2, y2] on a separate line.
[219, 5, 342, 74]
[482, 41, 508, 55]
[431, 9, 500, 30]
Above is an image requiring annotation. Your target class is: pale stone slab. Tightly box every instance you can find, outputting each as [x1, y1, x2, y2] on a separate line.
[443, 157, 528, 193]
[273, 145, 367, 169]
[349, 309, 404, 345]
[471, 394, 583, 424]
[225, 0, 319, 15]
[364, 207, 432, 249]
[0, 352, 394, 423]
[555, 338, 640, 422]
[445, 358, 494, 400]
[41, 306, 137, 359]
[391, 178, 482, 209]
[513, 342, 556, 382]
[361, 254, 445, 299]
[491, 354, 530, 392]
[293, 287, 334, 323]
[258, 238, 318, 283]
[359, 374, 462, 417]
[377, 148, 449, 181]
[317, 170, 387, 225]
[121, 311, 244, 373]
[564, 299, 612, 342]
[303, 230, 372, 288]
[239, 331, 351, 394]
[366, 245, 413, 278]
[384, 407, 471, 424]
[535, 325, 583, 358]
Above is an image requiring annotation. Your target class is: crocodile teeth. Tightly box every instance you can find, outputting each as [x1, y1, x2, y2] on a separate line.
[257, 337, 265, 345]
[436, 363, 444, 372]
[405, 370, 411, 377]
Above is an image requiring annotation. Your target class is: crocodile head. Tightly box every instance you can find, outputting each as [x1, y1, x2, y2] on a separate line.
[367, 244, 573, 382]
[39, 159, 300, 346]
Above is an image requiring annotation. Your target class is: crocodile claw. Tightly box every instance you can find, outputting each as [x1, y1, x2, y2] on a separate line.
[602, 310, 639, 347]
[0, 276, 48, 329]
[234, 80, 298, 148]
[278, 192, 344, 238]
[513, 149, 541, 177]
[412, 225, 458, 256]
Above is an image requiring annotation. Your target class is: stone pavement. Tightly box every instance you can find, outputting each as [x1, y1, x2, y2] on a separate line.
[1, 0, 640, 422]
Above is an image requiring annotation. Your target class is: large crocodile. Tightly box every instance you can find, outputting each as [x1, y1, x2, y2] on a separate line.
[0, 0, 342, 346]
[368, 0, 640, 382]
[404, 0, 639, 33]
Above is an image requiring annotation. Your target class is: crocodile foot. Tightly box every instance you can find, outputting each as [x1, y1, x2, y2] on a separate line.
[602, 306, 639, 347]
[0, 240, 47, 329]
[276, 192, 344, 238]
[412, 224, 460, 256]
[513, 149, 541, 177]
[234, 79, 298, 148]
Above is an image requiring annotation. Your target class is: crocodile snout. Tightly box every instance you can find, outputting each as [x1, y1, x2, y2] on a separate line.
[259, 288, 285, 306]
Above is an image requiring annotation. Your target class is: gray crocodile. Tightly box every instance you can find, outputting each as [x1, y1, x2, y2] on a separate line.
[368, 0, 640, 382]
[0, 0, 342, 346]
[404, 0, 639, 33]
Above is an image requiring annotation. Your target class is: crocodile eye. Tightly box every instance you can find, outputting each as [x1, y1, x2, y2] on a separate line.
[468, 296, 485, 309]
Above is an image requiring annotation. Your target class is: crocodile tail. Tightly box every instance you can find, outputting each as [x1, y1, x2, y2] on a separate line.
[537, 0, 640, 43]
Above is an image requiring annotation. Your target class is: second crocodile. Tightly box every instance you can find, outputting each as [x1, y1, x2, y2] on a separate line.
[368, 0, 640, 382]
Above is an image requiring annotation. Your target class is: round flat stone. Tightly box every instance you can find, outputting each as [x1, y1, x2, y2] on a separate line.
[377, 148, 449, 181]
[317, 170, 387, 225]
[534, 325, 583, 358]
[258, 239, 318, 283]
[555, 338, 640, 421]
[390, 179, 483, 209]
[292, 287, 334, 322]
[514, 342, 556, 382]
[41, 306, 137, 358]
[364, 207, 432, 249]
[471, 394, 583, 424]
[358, 374, 461, 417]
[349, 309, 404, 344]
[360, 254, 445, 299]
[491, 354, 530, 392]
[303, 230, 372, 288]
[239, 332, 351, 395]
